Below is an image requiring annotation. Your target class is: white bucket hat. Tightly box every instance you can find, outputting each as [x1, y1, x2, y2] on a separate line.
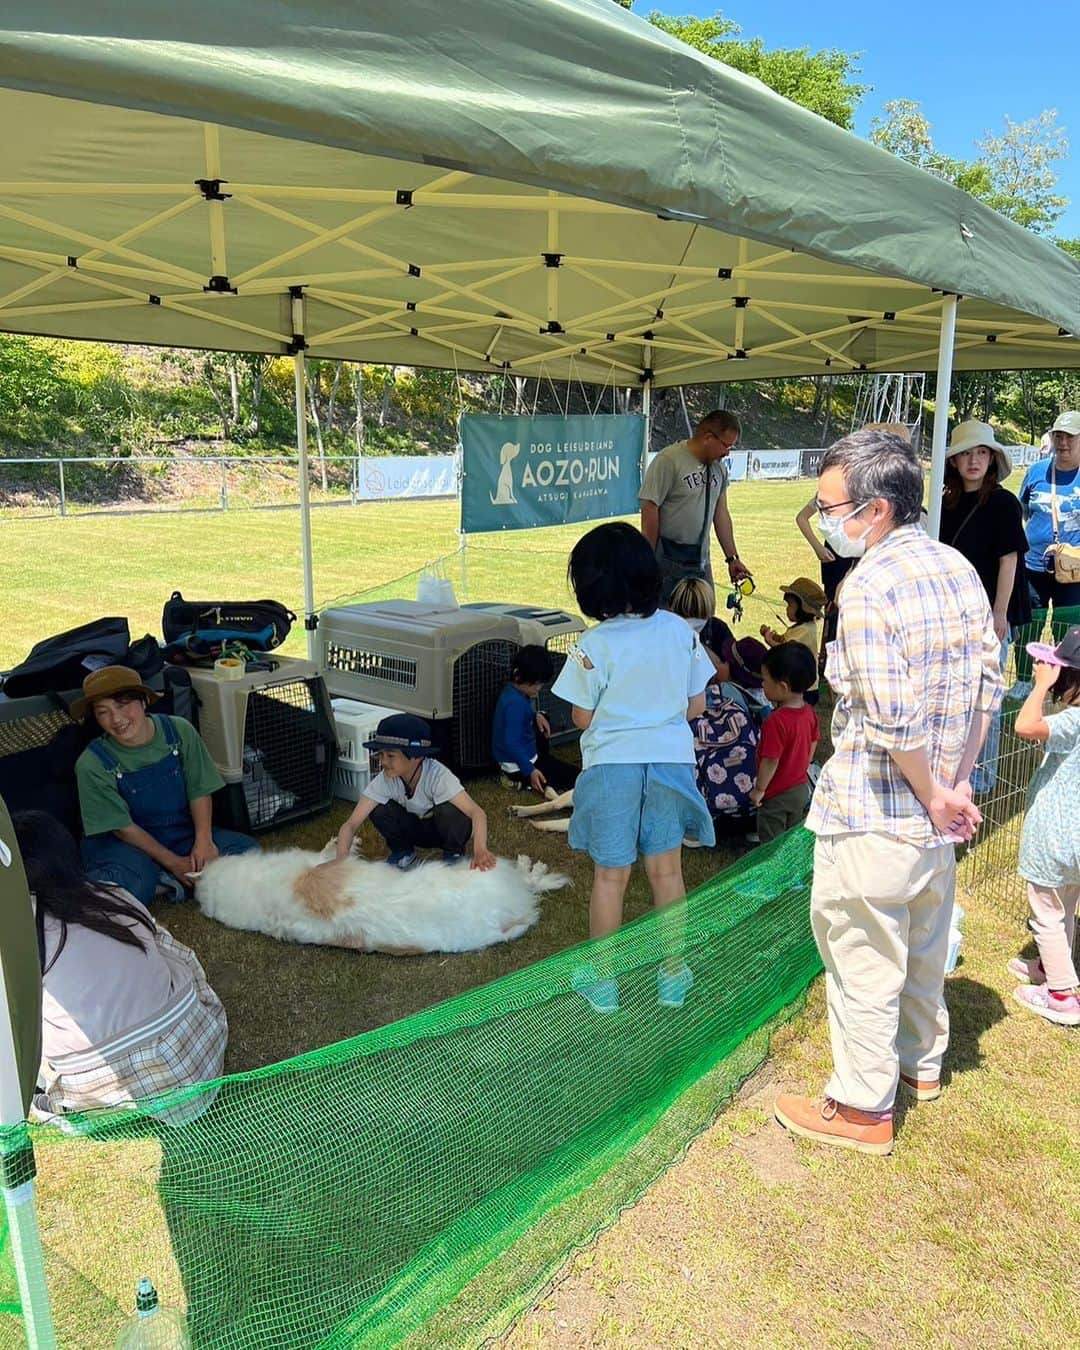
[947, 420, 1012, 481]
[1050, 410, 1080, 436]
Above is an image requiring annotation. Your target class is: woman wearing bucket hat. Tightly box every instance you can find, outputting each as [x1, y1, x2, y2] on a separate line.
[939, 422, 1030, 794]
[940, 420, 1030, 641]
[1018, 410, 1080, 612]
[74, 666, 258, 906]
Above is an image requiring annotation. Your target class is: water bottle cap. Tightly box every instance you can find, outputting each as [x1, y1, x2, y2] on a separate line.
[135, 1278, 158, 1313]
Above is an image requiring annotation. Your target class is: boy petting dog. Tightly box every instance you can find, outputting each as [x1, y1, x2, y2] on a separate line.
[335, 713, 495, 872]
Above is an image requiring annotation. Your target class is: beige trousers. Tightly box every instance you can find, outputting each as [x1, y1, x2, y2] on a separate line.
[811, 833, 956, 1113]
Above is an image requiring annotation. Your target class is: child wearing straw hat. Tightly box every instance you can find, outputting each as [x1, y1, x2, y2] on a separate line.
[760, 577, 826, 704]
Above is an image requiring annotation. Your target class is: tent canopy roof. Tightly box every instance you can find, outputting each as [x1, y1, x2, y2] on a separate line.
[1, 0, 1078, 384]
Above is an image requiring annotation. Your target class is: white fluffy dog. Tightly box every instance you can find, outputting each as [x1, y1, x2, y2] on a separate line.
[193, 848, 569, 955]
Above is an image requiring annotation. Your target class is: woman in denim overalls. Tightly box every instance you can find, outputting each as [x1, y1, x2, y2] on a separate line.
[75, 666, 257, 905]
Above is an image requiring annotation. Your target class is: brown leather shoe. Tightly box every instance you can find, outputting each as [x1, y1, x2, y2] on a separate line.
[774, 1093, 893, 1155]
[899, 1073, 941, 1102]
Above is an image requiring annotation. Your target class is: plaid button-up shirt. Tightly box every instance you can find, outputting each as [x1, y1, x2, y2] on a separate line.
[807, 524, 1004, 846]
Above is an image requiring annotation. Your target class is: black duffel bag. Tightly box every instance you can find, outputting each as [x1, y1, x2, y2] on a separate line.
[1, 617, 131, 698]
[161, 591, 296, 652]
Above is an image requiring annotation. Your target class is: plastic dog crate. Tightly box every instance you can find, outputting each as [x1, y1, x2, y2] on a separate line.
[318, 601, 584, 771]
[460, 603, 585, 745]
[188, 656, 337, 833]
[330, 697, 400, 801]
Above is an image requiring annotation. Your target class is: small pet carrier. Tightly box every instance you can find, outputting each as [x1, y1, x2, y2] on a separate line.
[187, 656, 336, 833]
[329, 697, 401, 801]
[318, 601, 584, 771]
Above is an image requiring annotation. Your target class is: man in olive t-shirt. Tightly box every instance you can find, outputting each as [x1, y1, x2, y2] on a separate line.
[640, 408, 752, 597]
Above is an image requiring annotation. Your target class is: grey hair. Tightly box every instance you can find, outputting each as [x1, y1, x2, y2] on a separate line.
[820, 429, 924, 526]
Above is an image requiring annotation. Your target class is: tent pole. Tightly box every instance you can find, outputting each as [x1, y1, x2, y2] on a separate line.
[926, 293, 958, 541]
[0, 956, 57, 1350]
[291, 292, 317, 660]
[641, 343, 653, 485]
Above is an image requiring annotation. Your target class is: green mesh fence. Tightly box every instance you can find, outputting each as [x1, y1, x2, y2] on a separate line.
[1, 827, 819, 1349]
[959, 606, 1080, 919]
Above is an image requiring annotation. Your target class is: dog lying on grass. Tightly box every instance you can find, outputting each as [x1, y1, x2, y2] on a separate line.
[193, 847, 569, 954]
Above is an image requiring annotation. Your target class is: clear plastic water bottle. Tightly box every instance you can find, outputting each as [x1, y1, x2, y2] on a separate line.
[115, 1279, 190, 1349]
[945, 903, 965, 976]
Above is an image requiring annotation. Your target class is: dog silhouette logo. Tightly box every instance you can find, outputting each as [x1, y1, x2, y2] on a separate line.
[490, 442, 521, 505]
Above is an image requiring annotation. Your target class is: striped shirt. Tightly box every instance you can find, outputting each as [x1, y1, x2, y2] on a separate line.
[807, 525, 1003, 845]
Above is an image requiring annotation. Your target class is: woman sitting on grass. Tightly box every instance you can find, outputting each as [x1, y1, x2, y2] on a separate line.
[15, 810, 227, 1123]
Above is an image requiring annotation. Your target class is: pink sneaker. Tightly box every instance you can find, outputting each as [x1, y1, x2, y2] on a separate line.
[1013, 984, 1080, 1026]
[1007, 956, 1045, 985]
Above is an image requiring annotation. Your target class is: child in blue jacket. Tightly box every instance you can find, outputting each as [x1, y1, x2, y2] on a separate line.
[493, 646, 578, 795]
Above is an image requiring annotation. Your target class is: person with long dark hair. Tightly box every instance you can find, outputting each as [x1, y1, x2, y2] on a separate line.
[939, 422, 1030, 793]
[940, 421, 1030, 640]
[15, 810, 227, 1123]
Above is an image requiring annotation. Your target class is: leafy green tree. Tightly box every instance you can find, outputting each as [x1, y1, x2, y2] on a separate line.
[871, 100, 1069, 233]
[644, 11, 867, 128]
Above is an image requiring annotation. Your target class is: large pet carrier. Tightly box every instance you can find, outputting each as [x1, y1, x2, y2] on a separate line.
[460, 602, 585, 744]
[318, 601, 584, 771]
[187, 656, 336, 833]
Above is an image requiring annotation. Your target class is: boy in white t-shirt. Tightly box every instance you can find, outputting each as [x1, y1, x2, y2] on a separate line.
[334, 714, 495, 871]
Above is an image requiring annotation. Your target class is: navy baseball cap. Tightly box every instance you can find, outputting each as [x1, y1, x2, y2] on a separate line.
[362, 713, 436, 757]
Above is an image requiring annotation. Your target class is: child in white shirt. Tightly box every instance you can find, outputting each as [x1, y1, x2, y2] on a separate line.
[553, 522, 715, 1011]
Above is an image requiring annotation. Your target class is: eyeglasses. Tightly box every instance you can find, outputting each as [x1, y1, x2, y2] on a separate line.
[814, 497, 856, 516]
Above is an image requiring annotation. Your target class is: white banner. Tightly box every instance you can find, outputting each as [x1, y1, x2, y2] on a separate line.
[726, 450, 749, 483]
[747, 450, 801, 480]
[353, 454, 458, 500]
[1007, 445, 1043, 470]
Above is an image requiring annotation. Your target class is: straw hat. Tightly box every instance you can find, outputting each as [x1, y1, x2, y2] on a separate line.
[947, 420, 1012, 481]
[72, 665, 160, 720]
[780, 577, 827, 615]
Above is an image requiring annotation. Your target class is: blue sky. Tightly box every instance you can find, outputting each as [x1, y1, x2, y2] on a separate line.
[648, 1, 1080, 237]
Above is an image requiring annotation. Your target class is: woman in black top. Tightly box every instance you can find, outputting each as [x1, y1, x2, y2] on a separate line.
[939, 421, 1031, 639]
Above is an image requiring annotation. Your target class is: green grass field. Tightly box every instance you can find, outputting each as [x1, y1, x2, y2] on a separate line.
[5, 486, 1079, 1349]
[1, 482, 824, 671]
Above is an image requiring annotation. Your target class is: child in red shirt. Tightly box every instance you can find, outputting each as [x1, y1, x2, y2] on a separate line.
[750, 642, 819, 842]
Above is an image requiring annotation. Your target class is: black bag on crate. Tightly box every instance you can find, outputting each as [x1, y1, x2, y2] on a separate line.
[1, 617, 131, 698]
[161, 592, 296, 653]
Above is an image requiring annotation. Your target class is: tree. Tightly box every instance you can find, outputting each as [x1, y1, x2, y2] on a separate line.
[871, 100, 1069, 233]
[644, 11, 867, 129]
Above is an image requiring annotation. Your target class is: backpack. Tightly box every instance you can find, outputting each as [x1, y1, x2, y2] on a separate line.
[161, 592, 296, 652]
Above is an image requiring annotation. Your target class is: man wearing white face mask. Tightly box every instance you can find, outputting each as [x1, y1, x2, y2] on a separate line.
[774, 429, 1003, 1156]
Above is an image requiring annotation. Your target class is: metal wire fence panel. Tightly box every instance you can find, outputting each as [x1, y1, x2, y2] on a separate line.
[959, 606, 1080, 921]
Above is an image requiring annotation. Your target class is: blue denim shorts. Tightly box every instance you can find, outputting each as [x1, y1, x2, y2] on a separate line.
[568, 762, 715, 868]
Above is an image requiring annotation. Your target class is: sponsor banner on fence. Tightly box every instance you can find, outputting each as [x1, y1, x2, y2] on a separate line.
[460, 413, 644, 533]
[799, 449, 825, 479]
[353, 454, 459, 501]
[726, 450, 749, 483]
[747, 450, 801, 480]
[1007, 445, 1043, 470]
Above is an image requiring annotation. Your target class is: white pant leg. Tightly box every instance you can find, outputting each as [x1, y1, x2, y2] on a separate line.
[811, 834, 955, 1113]
[897, 848, 956, 1081]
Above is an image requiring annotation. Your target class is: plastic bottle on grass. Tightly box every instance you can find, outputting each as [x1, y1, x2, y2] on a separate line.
[115, 1279, 190, 1349]
[945, 903, 965, 976]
